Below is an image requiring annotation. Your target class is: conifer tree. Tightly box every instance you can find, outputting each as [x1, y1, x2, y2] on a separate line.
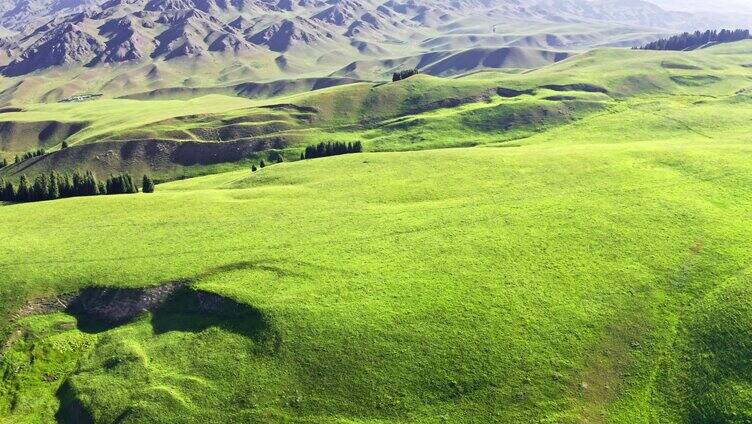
[4, 181, 13, 201]
[0, 180, 13, 202]
[71, 171, 83, 196]
[0, 170, 145, 203]
[32, 174, 48, 201]
[638, 29, 751, 51]
[105, 173, 138, 194]
[16, 175, 29, 202]
[59, 173, 73, 197]
[142, 175, 155, 193]
[48, 172, 60, 200]
[106, 174, 117, 194]
[302, 141, 364, 159]
[392, 68, 420, 82]
[84, 170, 99, 195]
[125, 174, 133, 193]
[260, 160, 266, 168]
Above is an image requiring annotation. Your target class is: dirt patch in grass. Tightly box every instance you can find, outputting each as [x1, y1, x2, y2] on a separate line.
[11, 295, 72, 320]
[1, 136, 287, 180]
[66, 282, 187, 331]
[7, 281, 279, 341]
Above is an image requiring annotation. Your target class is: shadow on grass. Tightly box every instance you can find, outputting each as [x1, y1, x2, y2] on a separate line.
[56, 261, 284, 422]
[66, 282, 281, 350]
[149, 286, 281, 354]
[55, 287, 280, 423]
[55, 380, 95, 424]
[65, 260, 297, 333]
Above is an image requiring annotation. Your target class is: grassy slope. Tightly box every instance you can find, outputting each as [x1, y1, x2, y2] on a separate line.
[0, 95, 259, 146]
[2, 42, 752, 423]
[1, 128, 752, 422]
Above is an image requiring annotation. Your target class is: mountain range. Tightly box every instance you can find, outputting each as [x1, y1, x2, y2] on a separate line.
[0, 0, 746, 103]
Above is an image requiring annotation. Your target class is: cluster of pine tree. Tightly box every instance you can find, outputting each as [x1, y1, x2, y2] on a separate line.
[0, 171, 154, 203]
[1, 170, 100, 203]
[392, 69, 420, 82]
[105, 174, 138, 195]
[301, 141, 363, 160]
[15, 149, 46, 164]
[637, 29, 750, 51]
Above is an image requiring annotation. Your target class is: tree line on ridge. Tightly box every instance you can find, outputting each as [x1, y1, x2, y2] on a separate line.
[637, 29, 750, 51]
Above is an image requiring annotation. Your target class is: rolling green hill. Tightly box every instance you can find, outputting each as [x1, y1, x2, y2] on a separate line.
[3, 40, 752, 423]
[2, 140, 752, 423]
[5, 40, 752, 182]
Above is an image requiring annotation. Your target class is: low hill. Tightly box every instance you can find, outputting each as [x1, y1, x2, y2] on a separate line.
[422, 47, 572, 76]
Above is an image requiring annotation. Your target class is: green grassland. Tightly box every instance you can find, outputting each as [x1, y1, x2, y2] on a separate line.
[2, 41, 752, 423]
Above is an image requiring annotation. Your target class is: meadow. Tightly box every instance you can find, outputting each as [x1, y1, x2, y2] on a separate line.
[2, 42, 752, 423]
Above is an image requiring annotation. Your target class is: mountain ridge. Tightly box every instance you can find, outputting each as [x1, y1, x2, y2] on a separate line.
[0, 0, 739, 104]
[0, 0, 693, 72]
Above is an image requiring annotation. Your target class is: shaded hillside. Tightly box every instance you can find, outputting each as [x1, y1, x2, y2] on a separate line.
[332, 47, 573, 79]
[119, 76, 363, 100]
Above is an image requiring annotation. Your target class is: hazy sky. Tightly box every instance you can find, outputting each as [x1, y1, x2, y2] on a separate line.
[650, 0, 752, 14]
